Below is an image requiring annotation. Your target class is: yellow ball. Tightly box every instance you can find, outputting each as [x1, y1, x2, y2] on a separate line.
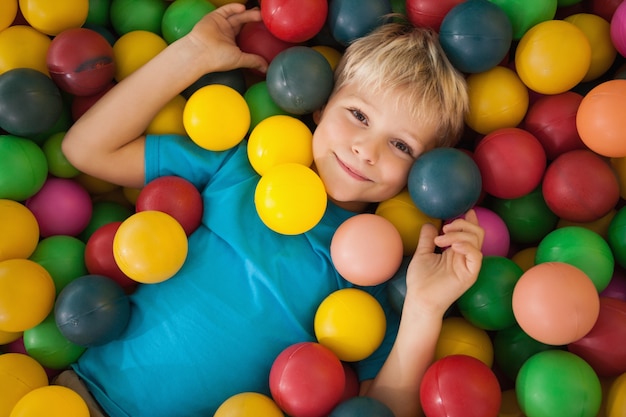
[515, 19, 591, 95]
[557, 209, 615, 240]
[611, 156, 626, 200]
[606, 372, 626, 417]
[183, 84, 250, 151]
[0, 199, 40, 261]
[314, 288, 386, 362]
[146, 95, 187, 136]
[10, 385, 89, 417]
[0, 329, 21, 345]
[375, 189, 442, 256]
[247, 115, 313, 176]
[19, 0, 89, 36]
[499, 389, 524, 417]
[0, 25, 51, 76]
[113, 210, 188, 284]
[0, 259, 55, 333]
[510, 246, 537, 272]
[254, 163, 327, 235]
[0, 353, 48, 417]
[0, 0, 18, 31]
[564, 13, 617, 82]
[465, 66, 529, 135]
[214, 392, 284, 417]
[435, 316, 494, 367]
[311, 45, 342, 71]
[113, 30, 167, 82]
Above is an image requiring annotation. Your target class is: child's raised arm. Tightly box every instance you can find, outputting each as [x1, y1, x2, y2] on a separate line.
[62, 4, 267, 189]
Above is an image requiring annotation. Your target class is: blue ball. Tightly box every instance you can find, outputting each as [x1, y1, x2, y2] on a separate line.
[439, 0, 513, 73]
[327, 0, 392, 46]
[55, 274, 131, 347]
[329, 396, 395, 417]
[408, 147, 482, 220]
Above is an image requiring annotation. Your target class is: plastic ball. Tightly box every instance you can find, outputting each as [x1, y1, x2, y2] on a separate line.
[541, 149, 620, 223]
[339, 362, 360, 402]
[113, 210, 188, 284]
[214, 392, 284, 417]
[490, 0, 557, 39]
[0, 0, 17, 30]
[145, 95, 187, 135]
[607, 207, 626, 269]
[113, 30, 168, 82]
[85, 221, 137, 289]
[327, 0, 392, 46]
[439, 0, 513, 73]
[330, 214, 403, 286]
[610, 0, 626, 56]
[516, 350, 602, 417]
[511, 246, 537, 272]
[311, 46, 342, 71]
[577, 79, 626, 158]
[247, 115, 313, 176]
[269, 341, 345, 417]
[600, 267, 626, 302]
[435, 316, 494, 367]
[607, 372, 626, 417]
[405, 0, 465, 32]
[244, 81, 291, 132]
[0, 25, 51, 75]
[328, 396, 394, 417]
[408, 147, 482, 220]
[237, 21, 296, 71]
[43, 132, 80, 178]
[385, 257, 410, 314]
[29, 235, 87, 295]
[9, 385, 89, 417]
[523, 91, 586, 160]
[0, 259, 55, 333]
[183, 84, 250, 151]
[565, 13, 617, 82]
[54, 274, 130, 346]
[515, 19, 591, 95]
[464, 66, 529, 135]
[261, 0, 327, 43]
[536, 226, 614, 292]
[161, 0, 215, 44]
[314, 288, 386, 362]
[182, 68, 247, 98]
[46, 27, 115, 96]
[0, 68, 63, 137]
[0, 353, 48, 417]
[512, 261, 600, 345]
[568, 297, 626, 377]
[458, 256, 523, 331]
[420, 354, 501, 417]
[254, 163, 327, 235]
[0, 199, 39, 261]
[472, 206, 510, 257]
[473, 127, 546, 199]
[135, 176, 203, 236]
[109, 0, 166, 35]
[23, 314, 86, 370]
[493, 324, 553, 382]
[25, 177, 93, 238]
[0, 135, 48, 201]
[19, 0, 89, 36]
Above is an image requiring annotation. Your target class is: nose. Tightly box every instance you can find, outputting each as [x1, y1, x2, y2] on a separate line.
[351, 134, 380, 164]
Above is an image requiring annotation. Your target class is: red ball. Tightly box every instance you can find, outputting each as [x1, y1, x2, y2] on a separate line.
[340, 362, 360, 402]
[261, 0, 328, 43]
[71, 82, 115, 121]
[568, 297, 626, 377]
[405, 0, 465, 32]
[583, 0, 622, 22]
[85, 222, 137, 290]
[46, 28, 115, 96]
[523, 91, 586, 161]
[135, 176, 203, 236]
[269, 342, 345, 417]
[237, 21, 296, 68]
[542, 149, 620, 222]
[472, 127, 547, 199]
[420, 355, 502, 417]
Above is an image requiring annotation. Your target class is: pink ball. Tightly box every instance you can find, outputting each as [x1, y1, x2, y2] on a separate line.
[474, 206, 510, 257]
[512, 262, 600, 345]
[330, 214, 403, 286]
[25, 177, 92, 237]
[600, 267, 626, 302]
[611, 0, 626, 57]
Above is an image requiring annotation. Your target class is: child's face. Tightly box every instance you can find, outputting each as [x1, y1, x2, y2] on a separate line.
[312, 83, 438, 212]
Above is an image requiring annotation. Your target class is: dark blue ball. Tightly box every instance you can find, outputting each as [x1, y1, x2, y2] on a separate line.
[329, 396, 395, 417]
[439, 0, 513, 73]
[408, 147, 482, 220]
[327, 0, 392, 46]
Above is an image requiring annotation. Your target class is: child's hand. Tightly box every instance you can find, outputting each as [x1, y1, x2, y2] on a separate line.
[404, 209, 484, 318]
[185, 4, 268, 74]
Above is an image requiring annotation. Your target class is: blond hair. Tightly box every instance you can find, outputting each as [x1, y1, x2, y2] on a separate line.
[332, 19, 468, 147]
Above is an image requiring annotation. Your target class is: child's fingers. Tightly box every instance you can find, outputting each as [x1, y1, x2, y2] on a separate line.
[414, 223, 439, 256]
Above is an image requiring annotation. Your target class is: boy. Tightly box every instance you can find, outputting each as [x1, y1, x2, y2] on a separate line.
[60, 4, 484, 417]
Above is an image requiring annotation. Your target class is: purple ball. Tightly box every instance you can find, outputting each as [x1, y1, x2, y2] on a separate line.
[600, 267, 626, 303]
[474, 206, 510, 257]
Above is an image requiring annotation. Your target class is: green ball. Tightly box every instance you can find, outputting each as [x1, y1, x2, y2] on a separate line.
[110, 0, 167, 35]
[79, 201, 133, 242]
[29, 236, 88, 295]
[488, 0, 558, 40]
[43, 132, 80, 178]
[493, 324, 553, 382]
[245, 81, 292, 133]
[23, 314, 87, 370]
[0, 135, 48, 201]
[86, 0, 111, 27]
[516, 350, 602, 417]
[161, 0, 215, 44]
[608, 206, 626, 269]
[536, 226, 614, 292]
[457, 256, 523, 331]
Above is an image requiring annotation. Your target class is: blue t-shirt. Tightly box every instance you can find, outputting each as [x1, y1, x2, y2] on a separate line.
[74, 135, 399, 417]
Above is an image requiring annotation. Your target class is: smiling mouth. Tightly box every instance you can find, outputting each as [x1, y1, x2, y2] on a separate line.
[335, 154, 371, 182]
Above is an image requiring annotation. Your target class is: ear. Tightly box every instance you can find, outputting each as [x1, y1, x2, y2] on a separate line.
[312, 106, 325, 125]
